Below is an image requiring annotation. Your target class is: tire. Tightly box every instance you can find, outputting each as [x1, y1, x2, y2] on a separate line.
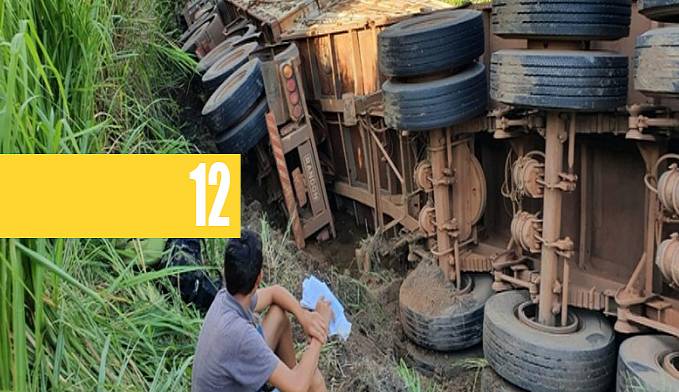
[491, 0, 631, 41]
[379, 9, 484, 78]
[223, 18, 248, 35]
[480, 368, 526, 392]
[490, 50, 628, 112]
[639, 0, 679, 22]
[202, 59, 265, 133]
[215, 98, 269, 154]
[196, 35, 241, 74]
[399, 262, 494, 352]
[230, 32, 262, 48]
[483, 291, 617, 392]
[634, 27, 679, 98]
[181, 21, 209, 53]
[179, 8, 213, 43]
[225, 23, 256, 40]
[202, 41, 258, 92]
[617, 335, 679, 392]
[383, 63, 487, 131]
[216, 0, 229, 24]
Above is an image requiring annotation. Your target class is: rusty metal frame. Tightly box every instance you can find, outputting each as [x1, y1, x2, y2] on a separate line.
[219, 0, 679, 337]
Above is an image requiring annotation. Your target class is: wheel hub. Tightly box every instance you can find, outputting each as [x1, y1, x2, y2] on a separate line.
[662, 351, 679, 380]
[517, 301, 579, 334]
[451, 274, 473, 295]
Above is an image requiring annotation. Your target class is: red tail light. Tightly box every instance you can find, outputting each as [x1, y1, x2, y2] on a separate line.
[280, 61, 303, 121]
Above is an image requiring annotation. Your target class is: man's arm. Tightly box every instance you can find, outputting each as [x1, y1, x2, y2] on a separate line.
[255, 285, 327, 342]
[268, 338, 323, 392]
[268, 299, 332, 392]
[254, 285, 304, 317]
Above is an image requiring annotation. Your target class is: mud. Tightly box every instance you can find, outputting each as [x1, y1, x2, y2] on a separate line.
[479, 368, 526, 392]
[398, 338, 485, 384]
[242, 198, 484, 391]
[399, 261, 476, 316]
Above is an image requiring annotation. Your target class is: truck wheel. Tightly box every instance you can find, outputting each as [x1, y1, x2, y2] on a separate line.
[202, 60, 264, 133]
[617, 335, 679, 392]
[224, 23, 256, 40]
[491, 0, 631, 40]
[378, 9, 484, 78]
[400, 262, 494, 352]
[215, 0, 229, 25]
[181, 21, 209, 54]
[196, 35, 241, 74]
[179, 9, 213, 43]
[202, 41, 258, 93]
[483, 291, 617, 392]
[230, 32, 262, 48]
[634, 27, 679, 98]
[215, 98, 269, 154]
[480, 368, 526, 392]
[383, 62, 487, 131]
[491, 50, 628, 111]
[639, 0, 679, 22]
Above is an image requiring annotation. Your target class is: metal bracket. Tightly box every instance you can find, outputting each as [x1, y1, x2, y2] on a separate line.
[491, 107, 545, 139]
[432, 169, 455, 186]
[443, 218, 459, 239]
[541, 236, 575, 259]
[538, 172, 578, 192]
[342, 92, 383, 126]
[627, 104, 679, 141]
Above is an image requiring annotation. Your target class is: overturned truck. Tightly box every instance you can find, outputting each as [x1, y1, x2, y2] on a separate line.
[180, 0, 679, 391]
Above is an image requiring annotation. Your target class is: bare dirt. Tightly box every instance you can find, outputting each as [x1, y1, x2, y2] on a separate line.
[237, 199, 483, 392]
[399, 261, 476, 317]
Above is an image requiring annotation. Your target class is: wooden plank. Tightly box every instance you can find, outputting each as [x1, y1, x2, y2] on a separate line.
[357, 27, 380, 95]
[225, 0, 452, 39]
[333, 31, 357, 96]
[334, 181, 419, 232]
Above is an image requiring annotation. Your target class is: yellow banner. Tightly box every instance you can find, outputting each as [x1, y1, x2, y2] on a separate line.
[0, 154, 241, 238]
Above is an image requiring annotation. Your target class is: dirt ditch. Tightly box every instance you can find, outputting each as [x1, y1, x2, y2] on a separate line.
[400, 261, 473, 317]
[237, 199, 484, 391]
[177, 94, 485, 391]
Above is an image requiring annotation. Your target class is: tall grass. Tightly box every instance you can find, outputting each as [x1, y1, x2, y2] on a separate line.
[0, 0, 204, 390]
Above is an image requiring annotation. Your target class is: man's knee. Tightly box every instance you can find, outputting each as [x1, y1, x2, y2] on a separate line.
[267, 305, 289, 328]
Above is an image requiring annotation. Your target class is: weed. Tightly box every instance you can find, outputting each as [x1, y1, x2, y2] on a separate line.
[398, 359, 442, 392]
[0, 0, 199, 389]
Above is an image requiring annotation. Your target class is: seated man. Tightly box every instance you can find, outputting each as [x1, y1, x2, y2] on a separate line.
[192, 230, 333, 392]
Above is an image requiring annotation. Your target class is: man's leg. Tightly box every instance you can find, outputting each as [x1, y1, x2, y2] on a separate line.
[262, 305, 296, 368]
[262, 305, 328, 392]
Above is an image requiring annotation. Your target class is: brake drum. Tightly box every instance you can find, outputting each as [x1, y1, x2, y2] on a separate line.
[453, 142, 486, 241]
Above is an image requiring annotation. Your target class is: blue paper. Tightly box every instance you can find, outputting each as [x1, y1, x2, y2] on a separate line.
[300, 275, 352, 341]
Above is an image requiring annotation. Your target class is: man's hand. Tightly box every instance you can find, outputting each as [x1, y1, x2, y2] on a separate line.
[315, 298, 334, 328]
[300, 310, 328, 344]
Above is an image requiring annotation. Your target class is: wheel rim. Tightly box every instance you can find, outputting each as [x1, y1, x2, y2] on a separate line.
[516, 301, 579, 334]
[451, 274, 473, 295]
[662, 351, 679, 380]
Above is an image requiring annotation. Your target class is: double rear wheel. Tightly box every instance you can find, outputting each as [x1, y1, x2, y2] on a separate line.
[483, 291, 617, 392]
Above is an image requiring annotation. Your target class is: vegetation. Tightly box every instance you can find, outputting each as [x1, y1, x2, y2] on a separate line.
[441, 0, 491, 7]
[1, 0, 489, 390]
[398, 360, 442, 392]
[0, 0, 200, 390]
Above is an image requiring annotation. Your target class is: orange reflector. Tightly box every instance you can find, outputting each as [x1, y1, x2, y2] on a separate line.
[282, 64, 294, 79]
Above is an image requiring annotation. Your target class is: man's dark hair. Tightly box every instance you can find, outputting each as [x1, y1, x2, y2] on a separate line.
[223, 230, 263, 295]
